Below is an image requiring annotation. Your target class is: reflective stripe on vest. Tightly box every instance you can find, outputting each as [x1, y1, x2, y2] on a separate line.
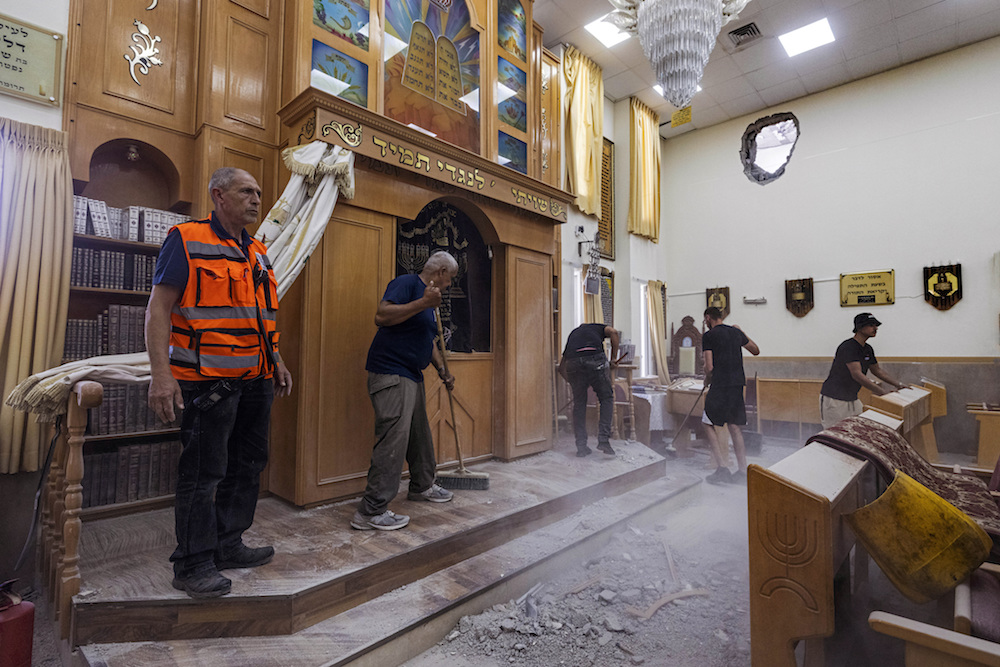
[167, 219, 279, 381]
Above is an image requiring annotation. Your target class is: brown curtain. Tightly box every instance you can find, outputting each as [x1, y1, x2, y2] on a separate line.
[628, 98, 661, 241]
[0, 118, 73, 473]
[562, 45, 604, 217]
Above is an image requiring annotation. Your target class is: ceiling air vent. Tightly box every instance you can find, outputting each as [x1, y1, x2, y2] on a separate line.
[728, 22, 761, 48]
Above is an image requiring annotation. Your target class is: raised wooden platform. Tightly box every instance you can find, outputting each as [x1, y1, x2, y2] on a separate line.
[71, 439, 675, 650]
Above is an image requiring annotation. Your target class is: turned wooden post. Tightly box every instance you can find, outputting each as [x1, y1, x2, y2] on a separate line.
[56, 381, 102, 639]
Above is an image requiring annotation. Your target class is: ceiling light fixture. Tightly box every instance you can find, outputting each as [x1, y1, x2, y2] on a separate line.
[778, 18, 835, 57]
[610, 0, 751, 109]
[585, 14, 631, 48]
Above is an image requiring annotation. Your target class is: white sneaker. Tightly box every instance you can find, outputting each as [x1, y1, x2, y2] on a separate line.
[407, 483, 454, 503]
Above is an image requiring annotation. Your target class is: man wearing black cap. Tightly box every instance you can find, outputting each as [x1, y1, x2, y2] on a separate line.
[819, 312, 907, 428]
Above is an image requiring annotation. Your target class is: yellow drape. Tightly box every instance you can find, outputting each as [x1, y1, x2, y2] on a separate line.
[628, 98, 661, 242]
[583, 269, 603, 324]
[563, 45, 604, 217]
[646, 280, 670, 384]
[0, 118, 73, 473]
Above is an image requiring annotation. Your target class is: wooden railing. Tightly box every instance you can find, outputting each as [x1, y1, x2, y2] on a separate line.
[40, 380, 103, 639]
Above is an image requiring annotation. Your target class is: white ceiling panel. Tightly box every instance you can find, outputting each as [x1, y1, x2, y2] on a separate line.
[531, 0, 1000, 139]
[759, 77, 810, 105]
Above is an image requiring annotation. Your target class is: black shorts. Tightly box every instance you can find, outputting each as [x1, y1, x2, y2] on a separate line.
[704, 385, 747, 427]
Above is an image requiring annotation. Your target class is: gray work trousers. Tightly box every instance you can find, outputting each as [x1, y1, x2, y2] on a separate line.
[358, 373, 438, 516]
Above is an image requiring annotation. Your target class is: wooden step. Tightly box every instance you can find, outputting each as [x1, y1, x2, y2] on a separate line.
[78, 464, 702, 666]
[71, 441, 668, 646]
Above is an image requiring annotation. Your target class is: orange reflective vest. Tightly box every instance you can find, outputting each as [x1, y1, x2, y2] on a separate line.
[167, 219, 279, 382]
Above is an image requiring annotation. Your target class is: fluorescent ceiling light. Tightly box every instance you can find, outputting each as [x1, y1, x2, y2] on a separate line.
[585, 14, 630, 48]
[778, 18, 835, 57]
[654, 84, 699, 96]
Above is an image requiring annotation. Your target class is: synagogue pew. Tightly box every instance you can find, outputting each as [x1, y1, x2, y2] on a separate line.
[748, 440, 871, 666]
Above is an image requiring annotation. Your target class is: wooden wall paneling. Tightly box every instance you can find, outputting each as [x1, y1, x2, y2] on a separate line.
[72, 0, 199, 133]
[498, 246, 553, 459]
[67, 107, 196, 206]
[426, 356, 494, 464]
[530, 22, 543, 180]
[288, 204, 396, 506]
[193, 127, 278, 220]
[268, 264, 305, 503]
[280, 0, 312, 108]
[540, 49, 562, 189]
[198, 0, 282, 144]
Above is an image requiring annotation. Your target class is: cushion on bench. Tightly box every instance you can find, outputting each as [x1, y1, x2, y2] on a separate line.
[808, 416, 1000, 548]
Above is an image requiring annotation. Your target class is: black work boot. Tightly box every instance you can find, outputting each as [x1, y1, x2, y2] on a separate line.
[172, 565, 232, 598]
[215, 543, 275, 570]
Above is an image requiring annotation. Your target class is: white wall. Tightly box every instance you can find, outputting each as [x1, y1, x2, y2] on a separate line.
[647, 36, 1000, 359]
[0, 1, 70, 129]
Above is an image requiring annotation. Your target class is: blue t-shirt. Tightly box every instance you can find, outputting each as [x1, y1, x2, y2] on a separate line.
[152, 213, 254, 289]
[365, 274, 437, 382]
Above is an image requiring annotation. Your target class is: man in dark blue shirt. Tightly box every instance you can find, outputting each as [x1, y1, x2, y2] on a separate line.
[351, 251, 459, 531]
[701, 307, 759, 485]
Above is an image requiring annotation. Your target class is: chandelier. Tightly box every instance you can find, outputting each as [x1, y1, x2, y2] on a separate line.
[609, 0, 751, 110]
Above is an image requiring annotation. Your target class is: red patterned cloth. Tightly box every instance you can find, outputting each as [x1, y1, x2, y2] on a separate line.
[808, 416, 1000, 546]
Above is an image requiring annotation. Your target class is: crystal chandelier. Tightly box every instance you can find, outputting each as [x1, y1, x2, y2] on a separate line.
[610, 0, 751, 110]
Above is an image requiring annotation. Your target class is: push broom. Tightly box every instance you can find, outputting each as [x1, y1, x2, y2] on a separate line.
[433, 308, 490, 490]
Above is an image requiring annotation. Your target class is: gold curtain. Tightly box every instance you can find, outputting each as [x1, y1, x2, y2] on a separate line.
[563, 45, 604, 217]
[628, 98, 661, 242]
[646, 280, 670, 384]
[0, 118, 73, 473]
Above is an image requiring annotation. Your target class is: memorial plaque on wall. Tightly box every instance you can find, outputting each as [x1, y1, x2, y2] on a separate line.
[840, 270, 894, 306]
[924, 263, 962, 310]
[0, 13, 63, 106]
[383, 0, 480, 152]
[706, 287, 730, 318]
[785, 278, 814, 317]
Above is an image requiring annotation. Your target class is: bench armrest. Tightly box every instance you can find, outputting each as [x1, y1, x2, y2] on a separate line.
[869, 611, 1000, 666]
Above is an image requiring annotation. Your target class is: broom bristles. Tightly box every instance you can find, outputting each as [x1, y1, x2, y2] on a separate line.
[436, 468, 490, 490]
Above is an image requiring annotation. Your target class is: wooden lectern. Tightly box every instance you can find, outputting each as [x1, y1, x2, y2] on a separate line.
[868, 386, 937, 462]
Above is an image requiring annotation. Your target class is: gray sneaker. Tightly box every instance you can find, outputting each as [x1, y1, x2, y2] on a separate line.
[407, 483, 454, 503]
[350, 509, 410, 531]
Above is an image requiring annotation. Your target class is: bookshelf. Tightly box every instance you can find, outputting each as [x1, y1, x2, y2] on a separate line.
[67, 193, 188, 515]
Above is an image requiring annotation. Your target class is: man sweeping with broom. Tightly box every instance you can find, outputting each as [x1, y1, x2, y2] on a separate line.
[351, 251, 459, 531]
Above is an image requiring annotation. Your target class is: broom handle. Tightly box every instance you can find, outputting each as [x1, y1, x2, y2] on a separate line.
[435, 308, 467, 472]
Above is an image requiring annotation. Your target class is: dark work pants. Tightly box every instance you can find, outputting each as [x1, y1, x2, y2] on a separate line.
[171, 378, 273, 577]
[358, 373, 437, 517]
[565, 355, 613, 450]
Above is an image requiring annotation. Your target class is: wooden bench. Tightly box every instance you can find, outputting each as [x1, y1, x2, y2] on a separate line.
[868, 563, 1000, 666]
[748, 440, 871, 666]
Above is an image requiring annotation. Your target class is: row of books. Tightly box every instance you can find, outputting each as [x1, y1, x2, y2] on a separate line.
[82, 440, 181, 508]
[72, 195, 188, 245]
[71, 247, 157, 292]
[88, 383, 180, 436]
[63, 305, 148, 363]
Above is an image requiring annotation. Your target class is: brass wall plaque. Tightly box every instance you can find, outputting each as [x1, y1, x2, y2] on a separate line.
[840, 270, 894, 306]
[0, 13, 63, 106]
[924, 263, 961, 311]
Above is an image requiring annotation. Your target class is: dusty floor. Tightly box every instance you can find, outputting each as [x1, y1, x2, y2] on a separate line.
[402, 435, 945, 667]
[400, 436, 789, 667]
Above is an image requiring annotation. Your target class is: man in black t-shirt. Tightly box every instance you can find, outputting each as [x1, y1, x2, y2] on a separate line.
[558, 323, 620, 457]
[701, 307, 759, 485]
[819, 312, 906, 428]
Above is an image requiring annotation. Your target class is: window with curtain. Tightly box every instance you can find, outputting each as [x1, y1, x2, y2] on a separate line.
[562, 45, 604, 217]
[628, 97, 661, 242]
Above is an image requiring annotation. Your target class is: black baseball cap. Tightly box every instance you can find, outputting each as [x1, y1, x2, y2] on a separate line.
[853, 312, 882, 332]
